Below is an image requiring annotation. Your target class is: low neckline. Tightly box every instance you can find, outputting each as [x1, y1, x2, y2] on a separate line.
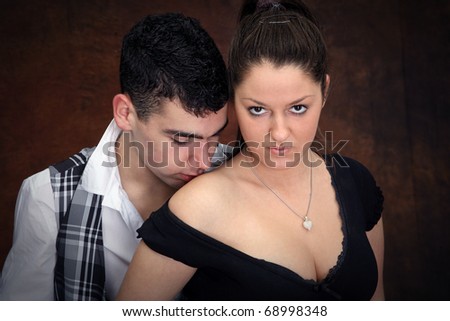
[164, 160, 347, 286]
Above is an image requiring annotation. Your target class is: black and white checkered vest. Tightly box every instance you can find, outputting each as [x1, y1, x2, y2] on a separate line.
[49, 147, 106, 300]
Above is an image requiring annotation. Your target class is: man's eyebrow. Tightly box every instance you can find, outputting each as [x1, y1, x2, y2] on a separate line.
[163, 119, 228, 140]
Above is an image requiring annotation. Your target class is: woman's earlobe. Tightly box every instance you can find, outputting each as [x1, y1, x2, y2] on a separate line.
[323, 74, 331, 108]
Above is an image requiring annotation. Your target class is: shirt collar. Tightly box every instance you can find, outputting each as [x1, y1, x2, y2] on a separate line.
[81, 120, 122, 197]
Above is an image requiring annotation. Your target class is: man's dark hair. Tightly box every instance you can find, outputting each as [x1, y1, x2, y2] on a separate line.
[120, 13, 229, 119]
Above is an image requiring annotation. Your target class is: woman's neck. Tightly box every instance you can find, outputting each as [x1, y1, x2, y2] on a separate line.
[241, 148, 318, 184]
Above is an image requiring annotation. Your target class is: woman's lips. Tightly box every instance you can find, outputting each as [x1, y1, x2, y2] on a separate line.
[268, 146, 291, 156]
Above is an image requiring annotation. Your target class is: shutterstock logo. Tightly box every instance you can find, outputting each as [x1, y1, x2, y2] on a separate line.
[101, 131, 349, 169]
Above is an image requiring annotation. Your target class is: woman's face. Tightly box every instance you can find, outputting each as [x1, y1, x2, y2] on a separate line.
[234, 61, 327, 169]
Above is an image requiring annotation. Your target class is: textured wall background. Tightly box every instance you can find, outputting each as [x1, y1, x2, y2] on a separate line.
[0, 0, 448, 300]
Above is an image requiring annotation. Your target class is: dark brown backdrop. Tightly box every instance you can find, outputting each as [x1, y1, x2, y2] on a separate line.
[0, 0, 448, 300]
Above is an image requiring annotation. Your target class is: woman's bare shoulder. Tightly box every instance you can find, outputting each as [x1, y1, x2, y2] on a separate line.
[168, 166, 235, 231]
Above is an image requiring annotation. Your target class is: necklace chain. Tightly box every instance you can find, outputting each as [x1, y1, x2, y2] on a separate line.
[250, 151, 313, 231]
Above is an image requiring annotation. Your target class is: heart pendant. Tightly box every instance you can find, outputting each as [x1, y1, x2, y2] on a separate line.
[302, 217, 312, 231]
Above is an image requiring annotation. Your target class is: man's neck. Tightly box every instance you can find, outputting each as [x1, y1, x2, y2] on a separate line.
[115, 133, 176, 220]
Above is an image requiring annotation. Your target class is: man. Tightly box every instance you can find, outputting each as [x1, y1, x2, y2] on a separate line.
[0, 13, 229, 300]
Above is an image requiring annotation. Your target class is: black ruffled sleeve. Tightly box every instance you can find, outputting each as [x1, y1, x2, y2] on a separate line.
[346, 157, 384, 231]
[137, 201, 221, 268]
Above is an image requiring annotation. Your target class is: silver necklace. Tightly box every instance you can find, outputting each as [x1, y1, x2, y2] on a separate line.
[250, 155, 313, 231]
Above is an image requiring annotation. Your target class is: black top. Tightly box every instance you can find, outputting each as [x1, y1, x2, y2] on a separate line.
[138, 155, 384, 300]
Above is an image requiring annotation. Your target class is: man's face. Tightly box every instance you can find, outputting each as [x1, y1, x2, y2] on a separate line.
[128, 98, 228, 189]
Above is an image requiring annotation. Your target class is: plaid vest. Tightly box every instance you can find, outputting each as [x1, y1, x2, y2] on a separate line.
[49, 148, 106, 300]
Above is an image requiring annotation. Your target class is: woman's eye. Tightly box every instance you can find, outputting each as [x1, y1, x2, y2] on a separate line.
[248, 106, 266, 116]
[290, 105, 307, 114]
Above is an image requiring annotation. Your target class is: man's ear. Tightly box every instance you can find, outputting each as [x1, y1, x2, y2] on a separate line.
[113, 94, 135, 131]
[322, 74, 331, 108]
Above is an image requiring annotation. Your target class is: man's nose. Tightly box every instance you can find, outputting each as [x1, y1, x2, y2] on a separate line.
[191, 141, 213, 171]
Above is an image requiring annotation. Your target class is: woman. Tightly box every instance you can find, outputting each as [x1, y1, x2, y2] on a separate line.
[117, 0, 384, 300]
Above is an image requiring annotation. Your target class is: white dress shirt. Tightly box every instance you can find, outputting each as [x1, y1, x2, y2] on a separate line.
[0, 120, 143, 300]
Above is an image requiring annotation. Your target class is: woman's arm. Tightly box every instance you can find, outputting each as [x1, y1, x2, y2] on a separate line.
[116, 241, 196, 300]
[117, 170, 228, 301]
[367, 217, 385, 300]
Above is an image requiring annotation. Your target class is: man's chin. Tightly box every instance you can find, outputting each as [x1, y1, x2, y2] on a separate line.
[167, 177, 190, 190]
